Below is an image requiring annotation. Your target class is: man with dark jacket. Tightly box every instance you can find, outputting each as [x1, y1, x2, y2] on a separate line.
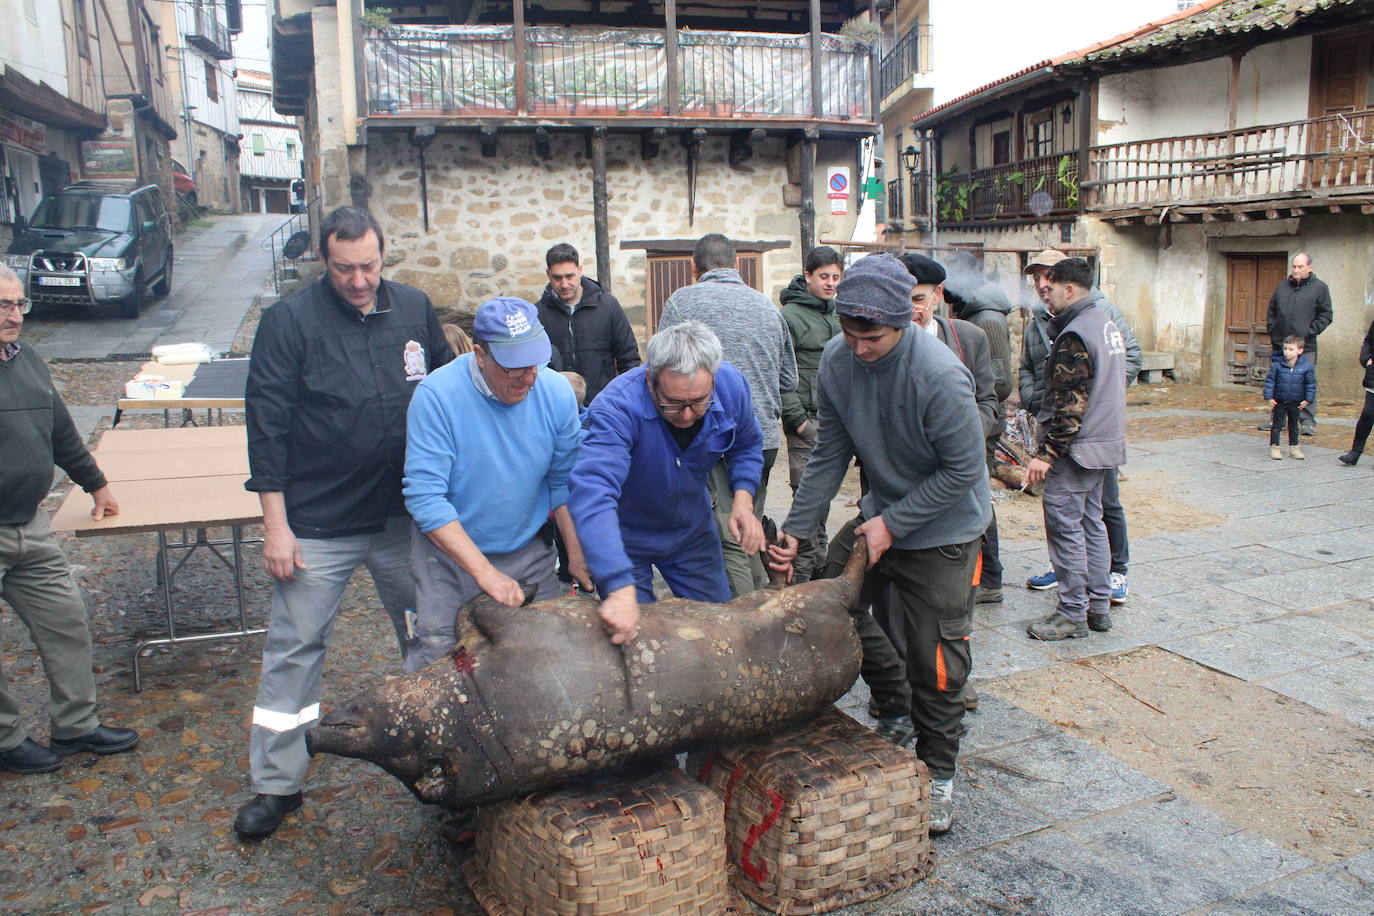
[1266, 252, 1332, 435]
[779, 246, 842, 583]
[536, 243, 640, 405]
[0, 268, 139, 775]
[235, 206, 454, 839]
[1020, 250, 1140, 604]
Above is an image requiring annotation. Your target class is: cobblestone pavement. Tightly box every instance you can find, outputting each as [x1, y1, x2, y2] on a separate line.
[3, 281, 1372, 913]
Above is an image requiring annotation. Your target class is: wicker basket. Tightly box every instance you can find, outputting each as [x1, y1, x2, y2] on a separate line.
[462, 761, 730, 916]
[688, 707, 934, 915]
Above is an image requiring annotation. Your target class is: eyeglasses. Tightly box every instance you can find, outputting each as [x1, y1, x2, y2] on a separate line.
[492, 363, 539, 378]
[656, 394, 714, 416]
[0, 298, 31, 316]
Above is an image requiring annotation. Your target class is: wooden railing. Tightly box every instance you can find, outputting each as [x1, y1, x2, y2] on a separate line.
[1086, 111, 1374, 210]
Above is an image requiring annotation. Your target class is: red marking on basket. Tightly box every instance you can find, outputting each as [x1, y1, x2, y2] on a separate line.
[739, 790, 785, 883]
[695, 752, 718, 785]
[722, 762, 745, 811]
[451, 648, 476, 675]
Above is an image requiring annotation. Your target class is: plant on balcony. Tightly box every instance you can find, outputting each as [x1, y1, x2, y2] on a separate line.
[1056, 155, 1080, 209]
[361, 7, 395, 32]
[839, 17, 882, 49]
[936, 167, 974, 222]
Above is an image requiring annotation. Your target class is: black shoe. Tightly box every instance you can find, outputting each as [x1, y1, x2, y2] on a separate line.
[874, 714, 915, 747]
[0, 738, 63, 774]
[1301, 425, 1315, 437]
[1339, 451, 1360, 466]
[50, 725, 140, 756]
[975, 586, 1004, 604]
[1257, 421, 1272, 431]
[962, 682, 979, 712]
[234, 792, 303, 839]
[1088, 612, 1113, 632]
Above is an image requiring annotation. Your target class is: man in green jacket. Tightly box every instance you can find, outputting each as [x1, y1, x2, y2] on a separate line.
[779, 246, 842, 582]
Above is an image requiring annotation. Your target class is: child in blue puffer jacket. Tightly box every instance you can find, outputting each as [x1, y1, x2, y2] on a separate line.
[1264, 335, 1316, 460]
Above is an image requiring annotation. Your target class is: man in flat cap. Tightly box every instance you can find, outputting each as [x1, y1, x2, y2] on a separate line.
[403, 296, 592, 671]
[1019, 250, 1140, 603]
[769, 253, 991, 836]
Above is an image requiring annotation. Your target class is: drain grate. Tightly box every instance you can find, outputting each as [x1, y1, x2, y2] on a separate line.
[105, 352, 154, 361]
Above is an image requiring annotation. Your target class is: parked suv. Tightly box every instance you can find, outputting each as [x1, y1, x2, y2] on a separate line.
[5, 181, 174, 318]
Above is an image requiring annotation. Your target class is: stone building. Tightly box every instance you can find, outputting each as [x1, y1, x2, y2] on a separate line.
[907, 0, 1374, 395]
[268, 0, 878, 331]
[162, 0, 243, 212]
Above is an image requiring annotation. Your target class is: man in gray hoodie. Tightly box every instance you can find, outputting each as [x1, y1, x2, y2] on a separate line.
[769, 253, 991, 835]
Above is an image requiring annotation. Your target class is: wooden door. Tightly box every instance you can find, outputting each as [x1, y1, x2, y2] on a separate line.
[1309, 31, 1374, 188]
[644, 252, 763, 335]
[1225, 253, 1288, 385]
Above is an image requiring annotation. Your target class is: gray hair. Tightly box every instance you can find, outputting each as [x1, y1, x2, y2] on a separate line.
[0, 265, 18, 285]
[645, 320, 722, 379]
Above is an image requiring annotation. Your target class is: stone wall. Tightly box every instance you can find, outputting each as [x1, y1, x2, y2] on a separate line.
[367, 129, 860, 337]
[189, 122, 242, 212]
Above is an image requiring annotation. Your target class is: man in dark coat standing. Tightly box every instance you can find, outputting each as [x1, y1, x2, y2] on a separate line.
[1266, 252, 1332, 435]
[536, 243, 640, 405]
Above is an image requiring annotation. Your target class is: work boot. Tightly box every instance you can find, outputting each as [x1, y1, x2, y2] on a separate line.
[1088, 611, 1113, 632]
[233, 792, 303, 839]
[0, 738, 63, 774]
[874, 714, 915, 747]
[1339, 450, 1360, 466]
[50, 725, 140, 756]
[1289, 444, 1305, 460]
[962, 682, 979, 712]
[928, 777, 955, 835]
[1269, 445, 1283, 460]
[1027, 612, 1089, 641]
[975, 586, 1004, 604]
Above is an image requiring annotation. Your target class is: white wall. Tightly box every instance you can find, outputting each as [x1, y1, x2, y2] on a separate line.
[925, 0, 1177, 106]
[0, 0, 71, 96]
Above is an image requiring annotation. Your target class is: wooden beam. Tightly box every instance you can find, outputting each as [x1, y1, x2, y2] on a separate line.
[591, 127, 612, 295]
[800, 133, 817, 255]
[514, 0, 527, 115]
[809, 0, 824, 118]
[1076, 80, 1092, 216]
[1202, 211, 1219, 222]
[1362, 203, 1374, 215]
[1226, 52, 1241, 132]
[1265, 208, 1280, 219]
[1329, 203, 1343, 213]
[1232, 210, 1250, 221]
[665, 0, 681, 117]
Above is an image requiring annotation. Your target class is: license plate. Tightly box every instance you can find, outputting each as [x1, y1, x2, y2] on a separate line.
[38, 276, 81, 287]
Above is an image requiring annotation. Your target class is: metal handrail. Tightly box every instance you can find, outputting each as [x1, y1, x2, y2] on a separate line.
[264, 196, 320, 295]
[878, 24, 931, 99]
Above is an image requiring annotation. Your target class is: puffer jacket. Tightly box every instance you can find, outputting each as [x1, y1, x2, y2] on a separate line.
[950, 284, 1013, 404]
[778, 274, 840, 434]
[1264, 350, 1316, 404]
[1360, 320, 1374, 390]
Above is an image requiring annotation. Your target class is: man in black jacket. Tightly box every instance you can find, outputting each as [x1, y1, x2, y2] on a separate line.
[0, 268, 140, 775]
[234, 207, 454, 839]
[536, 243, 640, 405]
[1266, 252, 1332, 435]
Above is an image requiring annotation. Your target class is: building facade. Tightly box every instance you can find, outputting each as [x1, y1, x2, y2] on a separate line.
[238, 68, 302, 213]
[908, 0, 1374, 394]
[269, 0, 878, 333]
[163, 0, 243, 212]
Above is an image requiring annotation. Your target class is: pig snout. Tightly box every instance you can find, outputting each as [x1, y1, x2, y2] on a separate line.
[305, 707, 367, 759]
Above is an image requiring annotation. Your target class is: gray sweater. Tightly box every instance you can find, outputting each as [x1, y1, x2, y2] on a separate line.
[784, 324, 991, 550]
[660, 268, 797, 450]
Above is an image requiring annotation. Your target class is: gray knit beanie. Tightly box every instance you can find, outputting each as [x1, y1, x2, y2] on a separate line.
[834, 254, 916, 328]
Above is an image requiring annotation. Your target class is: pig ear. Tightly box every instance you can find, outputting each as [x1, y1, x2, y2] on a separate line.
[465, 593, 591, 647]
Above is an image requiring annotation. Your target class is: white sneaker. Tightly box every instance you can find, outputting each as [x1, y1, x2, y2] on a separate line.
[929, 776, 955, 835]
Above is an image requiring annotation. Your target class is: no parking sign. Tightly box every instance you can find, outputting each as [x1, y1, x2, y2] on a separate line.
[826, 167, 850, 215]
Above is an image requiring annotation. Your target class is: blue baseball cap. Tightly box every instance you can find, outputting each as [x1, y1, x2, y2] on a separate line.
[473, 297, 551, 368]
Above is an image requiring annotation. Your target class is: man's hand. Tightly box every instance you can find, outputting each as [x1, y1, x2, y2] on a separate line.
[855, 515, 894, 568]
[1299, 400, 1309, 409]
[263, 525, 306, 581]
[89, 485, 119, 521]
[598, 585, 640, 645]
[474, 565, 525, 606]
[766, 532, 799, 582]
[728, 492, 764, 555]
[1268, 398, 1277, 407]
[566, 548, 595, 593]
[1025, 457, 1053, 487]
[796, 420, 809, 436]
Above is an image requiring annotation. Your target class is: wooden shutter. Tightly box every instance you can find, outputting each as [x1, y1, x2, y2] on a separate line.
[644, 252, 765, 334]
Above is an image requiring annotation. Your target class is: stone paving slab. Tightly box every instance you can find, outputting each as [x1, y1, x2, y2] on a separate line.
[989, 621, 1149, 661]
[1263, 529, 1374, 563]
[1257, 657, 1374, 731]
[1126, 563, 1211, 599]
[960, 694, 1059, 753]
[969, 629, 1056, 678]
[1239, 613, 1374, 661]
[1161, 628, 1326, 681]
[1109, 594, 1237, 644]
[1203, 865, 1374, 915]
[1219, 565, 1371, 611]
[1153, 545, 1328, 582]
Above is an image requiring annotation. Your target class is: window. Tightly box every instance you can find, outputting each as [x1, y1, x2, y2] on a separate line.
[1026, 112, 1053, 158]
[204, 61, 218, 102]
[992, 130, 1010, 165]
[252, 134, 265, 156]
[285, 140, 296, 161]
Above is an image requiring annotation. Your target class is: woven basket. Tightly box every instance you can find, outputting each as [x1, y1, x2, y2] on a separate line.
[688, 707, 934, 915]
[463, 761, 730, 916]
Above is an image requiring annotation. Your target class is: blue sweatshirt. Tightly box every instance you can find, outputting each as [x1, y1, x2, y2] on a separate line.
[403, 354, 581, 553]
[569, 363, 763, 594]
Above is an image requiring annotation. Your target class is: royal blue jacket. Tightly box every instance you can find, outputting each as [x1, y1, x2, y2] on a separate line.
[1264, 351, 1316, 404]
[569, 363, 763, 594]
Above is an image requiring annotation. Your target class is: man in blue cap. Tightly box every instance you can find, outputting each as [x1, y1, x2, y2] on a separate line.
[402, 297, 592, 672]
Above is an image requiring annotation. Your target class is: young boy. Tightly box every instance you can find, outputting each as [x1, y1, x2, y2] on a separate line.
[1264, 335, 1316, 460]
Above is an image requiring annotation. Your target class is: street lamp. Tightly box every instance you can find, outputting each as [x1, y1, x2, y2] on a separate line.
[900, 144, 919, 176]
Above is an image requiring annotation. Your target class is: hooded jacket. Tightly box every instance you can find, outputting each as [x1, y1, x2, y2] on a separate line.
[948, 283, 1013, 404]
[1264, 350, 1317, 404]
[1019, 290, 1142, 415]
[1266, 273, 1333, 351]
[536, 276, 641, 405]
[778, 274, 840, 434]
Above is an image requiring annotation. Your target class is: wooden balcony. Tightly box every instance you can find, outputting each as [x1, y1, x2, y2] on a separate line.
[186, 4, 234, 61]
[1085, 111, 1374, 215]
[363, 25, 874, 131]
[935, 153, 1080, 226]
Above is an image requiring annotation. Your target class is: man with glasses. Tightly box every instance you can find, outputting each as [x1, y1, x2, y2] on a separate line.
[402, 297, 591, 670]
[0, 268, 140, 774]
[570, 321, 764, 645]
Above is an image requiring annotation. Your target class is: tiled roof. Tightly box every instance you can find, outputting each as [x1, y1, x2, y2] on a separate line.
[911, 0, 1368, 126]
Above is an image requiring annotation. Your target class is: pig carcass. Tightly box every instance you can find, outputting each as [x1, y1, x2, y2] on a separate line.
[306, 540, 866, 809]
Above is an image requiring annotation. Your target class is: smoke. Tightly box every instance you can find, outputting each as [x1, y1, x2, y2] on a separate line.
[939, 249, 1030, 318]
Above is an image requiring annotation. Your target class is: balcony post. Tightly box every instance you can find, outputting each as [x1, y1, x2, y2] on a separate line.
[351, 0, 367, 130]
[800, 131, 817, 254]
[665, 0, 680, 117]
[809, 0, 823, 118]
[1076, 80, 1091, 215]
[591, 127, 613, 295]
[868, 0, 880, 121]
[514, 0, 527, 115]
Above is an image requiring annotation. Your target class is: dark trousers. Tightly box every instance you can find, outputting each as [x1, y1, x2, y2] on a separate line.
[1352, 391, 1374, 454]
[1101, 466, 1129, 576]
[1270, 402, 1302, 446]
[980, 506, 1003, 589]
[819, 516, 978, 780]
[1302, 349, 1318, 427]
